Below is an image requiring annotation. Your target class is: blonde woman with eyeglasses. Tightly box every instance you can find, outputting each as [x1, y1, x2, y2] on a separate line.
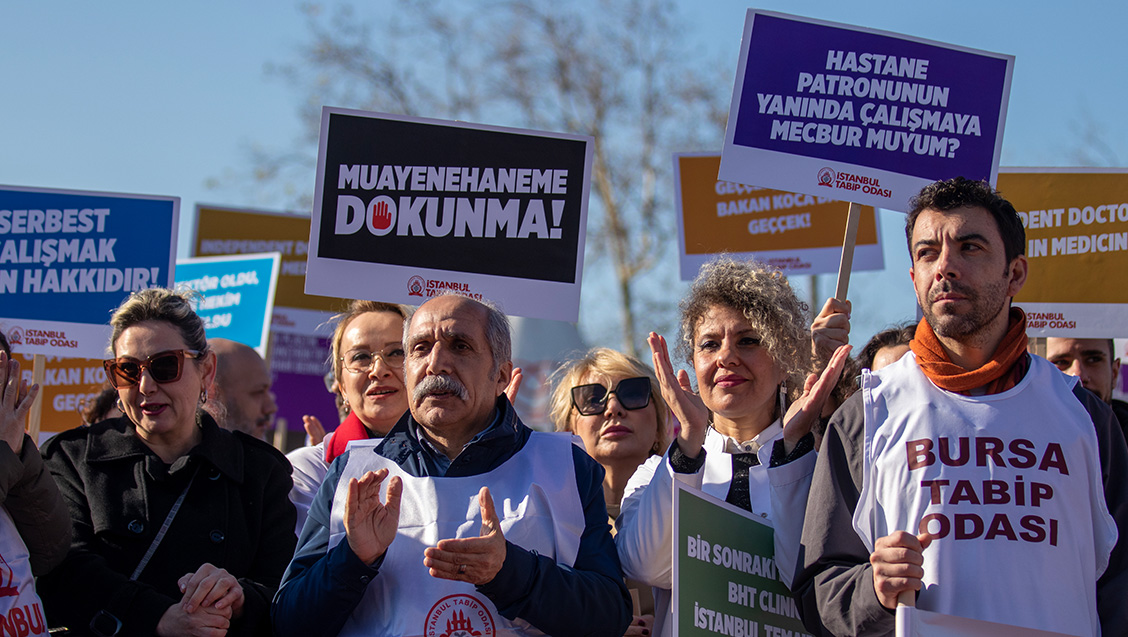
[287, 300, 412, 535]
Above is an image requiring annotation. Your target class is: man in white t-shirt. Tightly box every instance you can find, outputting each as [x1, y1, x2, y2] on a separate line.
[794, 177, 1128, 635]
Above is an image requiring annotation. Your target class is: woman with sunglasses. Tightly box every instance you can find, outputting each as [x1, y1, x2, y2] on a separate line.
[287, 300, 411, 534]
[615, 257, 850, 637]
[550, 348, 669, 517]
[549, 348, 670, 636]
[38, 288, 296, 636]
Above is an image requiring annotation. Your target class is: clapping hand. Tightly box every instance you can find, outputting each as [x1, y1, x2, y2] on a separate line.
[302, 415, 326, 446]
[0, 353, 37, 455]
[345, 468, 403, 565]
[648, 332, 709, 459]
[781, 344, 851, 454]
[423, 486, 507, 586]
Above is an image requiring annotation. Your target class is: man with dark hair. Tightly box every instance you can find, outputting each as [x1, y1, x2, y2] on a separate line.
[905, 175, 1026, 265]
[857, 321, 917, 372]
[273, 294, 631, 636]
[1042, 337, 1127, 431]
[795, 177, 1128, 634]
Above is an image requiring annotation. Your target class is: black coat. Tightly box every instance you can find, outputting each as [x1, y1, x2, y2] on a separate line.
[38, 415, 296, 636]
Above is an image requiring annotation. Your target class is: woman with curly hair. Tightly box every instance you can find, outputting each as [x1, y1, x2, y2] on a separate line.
[615, 256, 849, 637]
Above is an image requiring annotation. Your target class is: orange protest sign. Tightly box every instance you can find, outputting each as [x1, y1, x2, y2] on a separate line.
[675, 154, 882, 279]
[194, 205, 344, 438]
[18, 354, 109, 439]
[1000, 169, 1128, 336]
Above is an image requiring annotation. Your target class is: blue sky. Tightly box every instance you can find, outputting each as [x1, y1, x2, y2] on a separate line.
[2, 1, 1123, 348]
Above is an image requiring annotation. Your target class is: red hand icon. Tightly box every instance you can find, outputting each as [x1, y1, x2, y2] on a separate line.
[370, 199, 393, 231]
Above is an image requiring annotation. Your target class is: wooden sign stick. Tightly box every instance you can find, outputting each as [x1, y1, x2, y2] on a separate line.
[27, 354, 46, 440]
[834, 202, 862, 302]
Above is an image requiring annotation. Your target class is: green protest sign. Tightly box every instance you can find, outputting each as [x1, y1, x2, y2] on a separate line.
[673, 481, 810, 637]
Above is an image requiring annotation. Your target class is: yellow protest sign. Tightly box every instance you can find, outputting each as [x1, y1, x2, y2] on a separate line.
[676, 153, 882, 279]
[1001, 169, 1128, 336]
[18, 355, 109, 439]
[195, 205, 340, 314]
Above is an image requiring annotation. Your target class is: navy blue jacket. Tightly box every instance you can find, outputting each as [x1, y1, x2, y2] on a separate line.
[272, 396, 632, 636]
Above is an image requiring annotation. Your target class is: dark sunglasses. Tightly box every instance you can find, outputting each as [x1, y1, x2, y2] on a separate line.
[103, 349, 201, 389]
[571, 376, 651, 416]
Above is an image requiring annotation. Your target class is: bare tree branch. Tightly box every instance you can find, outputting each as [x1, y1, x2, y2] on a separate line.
[233, 0, 728, 354]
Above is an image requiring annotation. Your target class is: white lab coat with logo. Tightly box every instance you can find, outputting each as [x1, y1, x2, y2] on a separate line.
[328, 432, 584, 637]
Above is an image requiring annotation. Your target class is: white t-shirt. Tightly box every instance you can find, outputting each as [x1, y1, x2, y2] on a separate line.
[286, 437, 330, 537]
[0, 507, 48, 636]
[854, 353, 1117, 635]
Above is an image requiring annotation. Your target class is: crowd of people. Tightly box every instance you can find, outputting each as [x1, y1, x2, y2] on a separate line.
[1, 176, 1125, 635]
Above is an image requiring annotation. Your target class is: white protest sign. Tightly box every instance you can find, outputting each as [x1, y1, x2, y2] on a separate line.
[897, 606, 1074, 637]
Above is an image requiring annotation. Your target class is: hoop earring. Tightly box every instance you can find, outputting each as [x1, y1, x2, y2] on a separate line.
[115, 399, 125, 414]
[200, 389, 208, 405]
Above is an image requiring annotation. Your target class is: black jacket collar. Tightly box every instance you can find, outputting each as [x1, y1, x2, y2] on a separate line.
[84, 413, 245, 483]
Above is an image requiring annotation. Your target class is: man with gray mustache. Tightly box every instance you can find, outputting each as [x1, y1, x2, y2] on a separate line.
[414, 373, 470, 403]
[273, 294, 631, 636]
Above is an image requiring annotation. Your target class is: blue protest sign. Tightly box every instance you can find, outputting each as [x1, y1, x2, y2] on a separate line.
[720, 11, 1014, 213]
[175, 253, 281, 356]
[0, 185, 178, 358]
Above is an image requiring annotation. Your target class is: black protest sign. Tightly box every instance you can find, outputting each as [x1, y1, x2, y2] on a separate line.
[314, 111, 590, 285]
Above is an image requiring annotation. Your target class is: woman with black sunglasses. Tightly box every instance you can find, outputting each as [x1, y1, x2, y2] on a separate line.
[548, 347, 671, 637]
[615, 257, 850, 637]
[38, 288, 296, 636]
[549, 349, 669, 515]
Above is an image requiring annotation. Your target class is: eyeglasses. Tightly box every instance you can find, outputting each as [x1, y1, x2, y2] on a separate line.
[571, 376, 651, 416]
[103, 349, 201, 389]
[340, 347, 406, 374]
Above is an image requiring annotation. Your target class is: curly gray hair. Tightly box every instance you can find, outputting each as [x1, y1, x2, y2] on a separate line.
[677, 256, 812, 400]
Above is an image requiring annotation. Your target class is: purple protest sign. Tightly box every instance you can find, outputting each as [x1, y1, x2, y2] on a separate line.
[720, 11, 1013, 213]
[270, 332, 338, 434]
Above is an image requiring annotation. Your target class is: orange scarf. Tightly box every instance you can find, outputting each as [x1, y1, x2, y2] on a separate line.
[910, 307, 1028, 395]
